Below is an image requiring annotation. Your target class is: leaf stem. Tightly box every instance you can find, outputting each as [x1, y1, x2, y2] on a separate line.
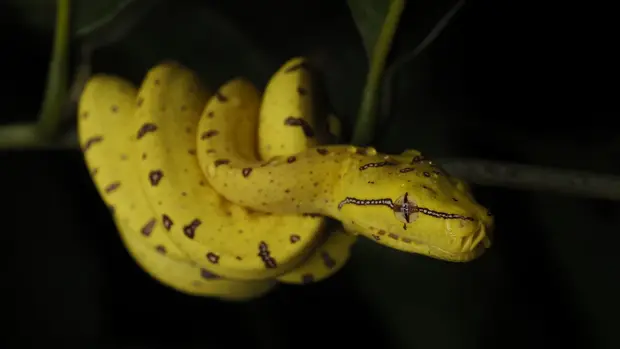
[0, 123, 44, 148]
[439, 158, 620, 201]
[36, 0, 71, 141]
[351, 0, 406, 145]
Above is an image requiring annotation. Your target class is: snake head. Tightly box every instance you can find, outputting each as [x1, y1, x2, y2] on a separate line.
[335, 155, 494, 262]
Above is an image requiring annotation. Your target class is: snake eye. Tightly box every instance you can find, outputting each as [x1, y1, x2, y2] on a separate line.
[393, 192, 419, 224]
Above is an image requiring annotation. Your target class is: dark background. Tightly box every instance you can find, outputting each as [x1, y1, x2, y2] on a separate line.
[2, 0, 619, 348]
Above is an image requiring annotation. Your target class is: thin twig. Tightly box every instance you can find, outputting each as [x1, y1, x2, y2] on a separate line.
[440, 158, 620, 201]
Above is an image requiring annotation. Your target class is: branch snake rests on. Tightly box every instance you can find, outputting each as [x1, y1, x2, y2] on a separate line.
[78, 57, 494, 300]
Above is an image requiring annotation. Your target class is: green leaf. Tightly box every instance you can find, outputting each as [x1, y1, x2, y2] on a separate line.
[347, 0, 406, 145]
[347, 0, 397, 57]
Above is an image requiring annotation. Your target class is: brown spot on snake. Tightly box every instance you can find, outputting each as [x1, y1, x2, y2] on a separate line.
[141, 218, 156, 236]
[200, 268, 220, 279]
[183, 219, 201, 239]
[287, 156, 297, 163]
[320, 251, 336, 269]
[289, 234, 301, 243]
[214, 159, 230, 167]
[215, 91, 228, 102]
[301, 274, 314, 284]
[242, 168, 253, 177]
[155, 245, 166, 254]
[399, 167, 415, 173]
[359, 161, 397, 171]
[148, 170, 163, 186]
[284, 116, 315, 137]
[411, 155, 427, 164]
[316, 148, 329, 155]
[162, 214, 173, 230]
[206, 252, 220, 264]
[137, 123, 158, 139]
[200, 130, 219, 139]
[258, 241, 277, 268]
[104, 181, 120, 193]
[82, 136, 103, 152]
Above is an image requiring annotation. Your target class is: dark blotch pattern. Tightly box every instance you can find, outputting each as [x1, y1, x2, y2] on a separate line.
[411, 155, 427, 164]
[359, 161, 397, 171]
[141, 218, 156, 236]
[82, 135, 103, 152]
[200, 130, 219, 139]
[206, 252, 220, 264]
[162, 214, 173, 230]
[302, 213, 321, 218]
[137, 123, 158, 139]
[242, 167, 253, 177]
[200, 268, 220, 279]
[104, 181, 120, 193]
[301, 274, 315, 284]
[316, 148, 329, 155]
[289, 234, 301, 243]
[287, 156, 297, 163]
[149, 170, 164, 186]
[258, 241, 277, 268]
[399, 167, 415, 173]
[155, 245, 166, 254]
[320, 251, 336, 269]
[183, 219, 201, 239]
[214, 159, 230, 167]
[297, 86, 307, 95]
[215, 91, 228, 102]
[284, 116, 315, 138]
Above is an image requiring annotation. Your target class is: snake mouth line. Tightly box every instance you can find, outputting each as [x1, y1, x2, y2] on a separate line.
[372, 225, 490, 262]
